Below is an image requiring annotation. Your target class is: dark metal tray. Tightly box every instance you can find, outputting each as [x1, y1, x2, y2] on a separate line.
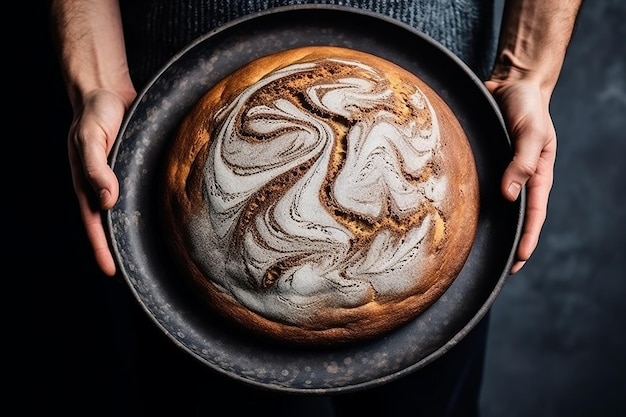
[107, 5, 523, 394]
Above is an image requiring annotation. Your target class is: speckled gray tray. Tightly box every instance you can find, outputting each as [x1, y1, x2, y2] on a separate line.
[106, 5, 524, 394]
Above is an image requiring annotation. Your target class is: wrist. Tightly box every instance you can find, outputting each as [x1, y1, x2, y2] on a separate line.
[488, 49, 560, 98]
[65, 63, 136, 111]
[51, 0, 136, 110]
[490, 0, 582, 98]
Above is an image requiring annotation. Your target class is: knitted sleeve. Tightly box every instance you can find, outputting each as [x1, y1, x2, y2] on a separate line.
[120, 0, 496, 90]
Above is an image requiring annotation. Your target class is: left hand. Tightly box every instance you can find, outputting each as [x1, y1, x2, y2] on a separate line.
[485, 78, 557, 274]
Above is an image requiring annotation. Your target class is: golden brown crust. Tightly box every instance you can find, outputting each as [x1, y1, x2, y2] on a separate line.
[162, 46, 479, 345]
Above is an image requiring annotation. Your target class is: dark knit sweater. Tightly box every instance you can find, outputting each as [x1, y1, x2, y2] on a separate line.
[120, 0, 496, 89]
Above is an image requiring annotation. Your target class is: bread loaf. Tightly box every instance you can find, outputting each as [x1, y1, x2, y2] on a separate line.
[162, 46, 479, 345]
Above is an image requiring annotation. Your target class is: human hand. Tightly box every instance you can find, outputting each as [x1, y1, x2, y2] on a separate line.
[67, 88, 135, 276]
[484, 78, 557, 274]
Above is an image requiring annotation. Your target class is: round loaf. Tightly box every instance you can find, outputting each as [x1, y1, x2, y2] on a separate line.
[162, 46, 479, 345]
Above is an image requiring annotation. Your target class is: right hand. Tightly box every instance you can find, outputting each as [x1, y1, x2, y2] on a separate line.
[67, 88, 136, 276]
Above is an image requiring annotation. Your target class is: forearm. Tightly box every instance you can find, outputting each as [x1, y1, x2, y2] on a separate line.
[50, 0, 136, 109]
[491, 0, 583, 95]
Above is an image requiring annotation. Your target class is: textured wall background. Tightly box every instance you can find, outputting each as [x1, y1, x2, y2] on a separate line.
[481, 1, 626, 416]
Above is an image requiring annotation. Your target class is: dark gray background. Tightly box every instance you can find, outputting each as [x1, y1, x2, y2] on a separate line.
[13, 0, 625, 415]
[481, 1, 626, 416]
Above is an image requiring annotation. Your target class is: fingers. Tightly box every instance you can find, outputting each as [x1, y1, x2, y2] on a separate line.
[67, 90, 128, 276]
[80, 190, 118, 277]
[78, 132, 120, 210]
[487, 80, 557, 275]
[74, 91, 126, 209]
[501, 113, 552, 201]
[510, 260, 526, 275]
[69, 140, 118, 276]
[504, 121, 556, 275]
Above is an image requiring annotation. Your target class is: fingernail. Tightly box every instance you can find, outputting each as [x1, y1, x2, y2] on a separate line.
[507, 182, 521, 200]
[99, 189, 111, 204]
[510, 260, 526, 275]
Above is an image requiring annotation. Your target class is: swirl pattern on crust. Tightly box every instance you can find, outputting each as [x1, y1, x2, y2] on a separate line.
[163, 46, 479, 345]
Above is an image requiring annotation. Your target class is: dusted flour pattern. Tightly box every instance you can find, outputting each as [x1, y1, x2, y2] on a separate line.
[163, 46, 479, 345]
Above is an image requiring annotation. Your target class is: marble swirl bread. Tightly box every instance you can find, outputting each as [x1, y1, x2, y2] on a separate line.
[162, 46, 479, 345]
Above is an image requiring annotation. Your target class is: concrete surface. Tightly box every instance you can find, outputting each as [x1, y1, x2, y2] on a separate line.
[481, 1, 626, 416]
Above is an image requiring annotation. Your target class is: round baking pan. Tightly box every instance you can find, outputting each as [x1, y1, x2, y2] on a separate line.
[107, 5, 524, 394]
